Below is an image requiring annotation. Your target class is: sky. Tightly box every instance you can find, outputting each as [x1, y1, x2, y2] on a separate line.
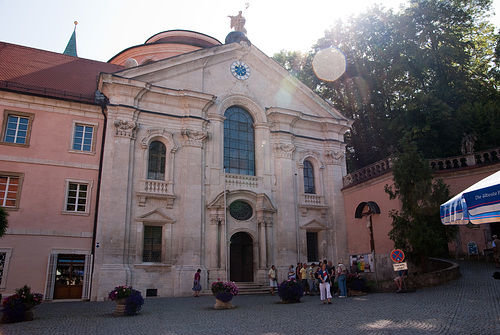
[1, 0, 500, 62]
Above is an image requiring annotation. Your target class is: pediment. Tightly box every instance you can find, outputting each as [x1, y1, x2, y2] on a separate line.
[300, 219, 327, 231]
[135, 208, 175, 224]
[103, 42, 352, 124]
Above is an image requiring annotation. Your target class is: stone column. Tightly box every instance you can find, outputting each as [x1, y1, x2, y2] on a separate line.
[324, 149, 349, 262]
[178, 129, 209, 266]
[258, 220, 267, 269]
[92, 116, 139, 301]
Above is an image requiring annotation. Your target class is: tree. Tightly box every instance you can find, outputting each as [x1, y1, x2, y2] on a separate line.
[272, 50, 310, 84]
[384, 135, 457, 266]
[0, 206, 8, 237]
[274, 0, 500, 172]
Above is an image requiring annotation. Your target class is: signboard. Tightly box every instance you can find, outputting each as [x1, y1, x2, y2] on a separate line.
[392, 262, 408, 271]
[349, 253, 374, 273]
[391, 249, 405, 263]
[467, 242, 478, 256]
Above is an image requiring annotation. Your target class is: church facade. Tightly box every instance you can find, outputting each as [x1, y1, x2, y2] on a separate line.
[91, 30, 352, 299]
[2, 27, 498, 301]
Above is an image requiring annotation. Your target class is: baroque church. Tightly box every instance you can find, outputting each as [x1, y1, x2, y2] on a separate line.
[91, 29, 352, 298]
[0, 21, 352, 300]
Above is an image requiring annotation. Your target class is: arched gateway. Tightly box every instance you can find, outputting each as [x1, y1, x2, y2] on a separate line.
[230, 232, 254, 282]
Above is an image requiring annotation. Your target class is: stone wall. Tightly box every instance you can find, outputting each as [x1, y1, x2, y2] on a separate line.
[367, 258, 460, 293]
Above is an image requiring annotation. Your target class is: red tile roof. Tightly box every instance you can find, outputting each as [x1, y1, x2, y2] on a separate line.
[0, 42, 125, 104]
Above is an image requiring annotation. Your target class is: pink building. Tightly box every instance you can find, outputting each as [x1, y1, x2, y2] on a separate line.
[0, 42, 123, 299]
[342, 150, 500, 279]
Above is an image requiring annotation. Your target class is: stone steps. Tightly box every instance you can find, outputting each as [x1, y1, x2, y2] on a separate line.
[235, 282, 269, 295]
[201, 282, 270, 296]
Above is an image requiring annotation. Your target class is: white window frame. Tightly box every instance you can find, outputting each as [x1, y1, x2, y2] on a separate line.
[69, 121, 98, 155]
[0, 248, 13, 289]
[0, 172, 24, 210]
[44, 250, 92, 301]
[62, 179, 93, 216]
[1, 110, 35, 147]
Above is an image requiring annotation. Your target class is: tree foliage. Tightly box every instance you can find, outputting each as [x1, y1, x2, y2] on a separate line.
[273, 0, 500, 172]
[384, 136, 457, 263]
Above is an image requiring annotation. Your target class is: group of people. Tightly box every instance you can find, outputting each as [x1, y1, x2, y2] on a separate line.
[270, 260, 348, 304]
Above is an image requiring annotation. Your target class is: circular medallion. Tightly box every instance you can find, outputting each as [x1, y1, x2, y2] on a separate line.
[230, 61, 250, 80]
[229, 200, 253, 221]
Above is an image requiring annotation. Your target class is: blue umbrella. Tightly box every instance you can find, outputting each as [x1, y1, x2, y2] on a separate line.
[440, 170, 500, 225]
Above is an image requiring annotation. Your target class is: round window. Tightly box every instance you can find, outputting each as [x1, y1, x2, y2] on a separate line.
[229, 201, 253, 221]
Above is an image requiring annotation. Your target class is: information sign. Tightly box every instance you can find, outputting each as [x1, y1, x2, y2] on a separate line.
[392, 262, 408, 271]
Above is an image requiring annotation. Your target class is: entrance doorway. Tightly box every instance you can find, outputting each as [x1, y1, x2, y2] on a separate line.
[306, 232, 319, 262]
[53, 254, 85, 299]
[230, 232, 253, 282]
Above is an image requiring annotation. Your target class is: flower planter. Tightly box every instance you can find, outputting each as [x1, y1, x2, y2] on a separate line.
[23, 309, 34, 321]
[113, 298, 127, 316]
[214, 298, 235, 310]
[277, 279, 304, 303]
[108, 286, 144, 316]
[0, 285, 43, 324]
[211, 280, 238, 310]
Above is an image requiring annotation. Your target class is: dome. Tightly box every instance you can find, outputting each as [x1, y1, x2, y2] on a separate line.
[124, 58, 138, 68]
[108, 30, 222, 66]
[225, 31, 251, 46]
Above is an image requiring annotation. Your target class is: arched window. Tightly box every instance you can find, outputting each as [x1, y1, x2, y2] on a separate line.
[303, 160, 315, 194]
[148, 141, 166, 180]
[224, 106, 255, 175]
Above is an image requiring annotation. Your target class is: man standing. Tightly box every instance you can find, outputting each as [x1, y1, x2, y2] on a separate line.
[269, 265, 277, 295]
[337, 259, 347, 298]
[300, 263, 309, 295]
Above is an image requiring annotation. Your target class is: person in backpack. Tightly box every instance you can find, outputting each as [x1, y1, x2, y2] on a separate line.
[337, 259, 347, 298]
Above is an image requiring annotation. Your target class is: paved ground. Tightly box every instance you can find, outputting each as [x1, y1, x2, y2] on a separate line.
[1, 259, 499, 335]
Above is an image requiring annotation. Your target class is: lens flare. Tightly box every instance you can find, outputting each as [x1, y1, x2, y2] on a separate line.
[312, 47, 346, 82]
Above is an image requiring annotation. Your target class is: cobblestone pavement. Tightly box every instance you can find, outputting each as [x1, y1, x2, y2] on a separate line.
[1, 260, 499, 335]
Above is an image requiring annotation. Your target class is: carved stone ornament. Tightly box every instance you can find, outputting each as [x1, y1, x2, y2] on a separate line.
[273, 143, 295, 159]
[324, 150, 344, 165]
[114, 119, 139, 138]
[180, 129, 209, 147]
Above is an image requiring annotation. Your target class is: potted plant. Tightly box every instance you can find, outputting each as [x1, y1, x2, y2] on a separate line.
[346, 273, 367, 296]
[108, 285, 144, 316]
[1, 285, 43, 323]
[277, 278, 304, 303]
[211, 279, 238, 309]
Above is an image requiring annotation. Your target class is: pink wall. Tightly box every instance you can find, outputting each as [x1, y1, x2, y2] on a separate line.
[342, 164, 500, 264]
[343, 173, 399, 256]
[1, 98, 103, 296]
[1, 235, 91, 294]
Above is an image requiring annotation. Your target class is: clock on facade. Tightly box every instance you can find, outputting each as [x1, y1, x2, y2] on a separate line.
[230, 61, 250, 80]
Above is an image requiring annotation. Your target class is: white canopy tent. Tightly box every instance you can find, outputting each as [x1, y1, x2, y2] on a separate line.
[440, 170, 500, 225]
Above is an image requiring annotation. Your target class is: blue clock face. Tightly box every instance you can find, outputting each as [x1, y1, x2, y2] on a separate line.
[231, 61, 250, 80]
[235, 65, 247, 76]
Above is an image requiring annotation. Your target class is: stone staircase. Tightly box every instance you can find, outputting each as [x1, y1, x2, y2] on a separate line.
[235, 282, 269, 295]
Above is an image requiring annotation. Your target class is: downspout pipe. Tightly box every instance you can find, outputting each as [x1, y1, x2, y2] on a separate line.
[89, 89, 108, 299]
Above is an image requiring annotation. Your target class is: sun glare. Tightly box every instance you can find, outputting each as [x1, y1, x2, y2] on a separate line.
[312, 47, 347, 82]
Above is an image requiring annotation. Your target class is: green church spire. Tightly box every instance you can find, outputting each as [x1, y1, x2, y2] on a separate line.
[63, 21, 78, 57]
